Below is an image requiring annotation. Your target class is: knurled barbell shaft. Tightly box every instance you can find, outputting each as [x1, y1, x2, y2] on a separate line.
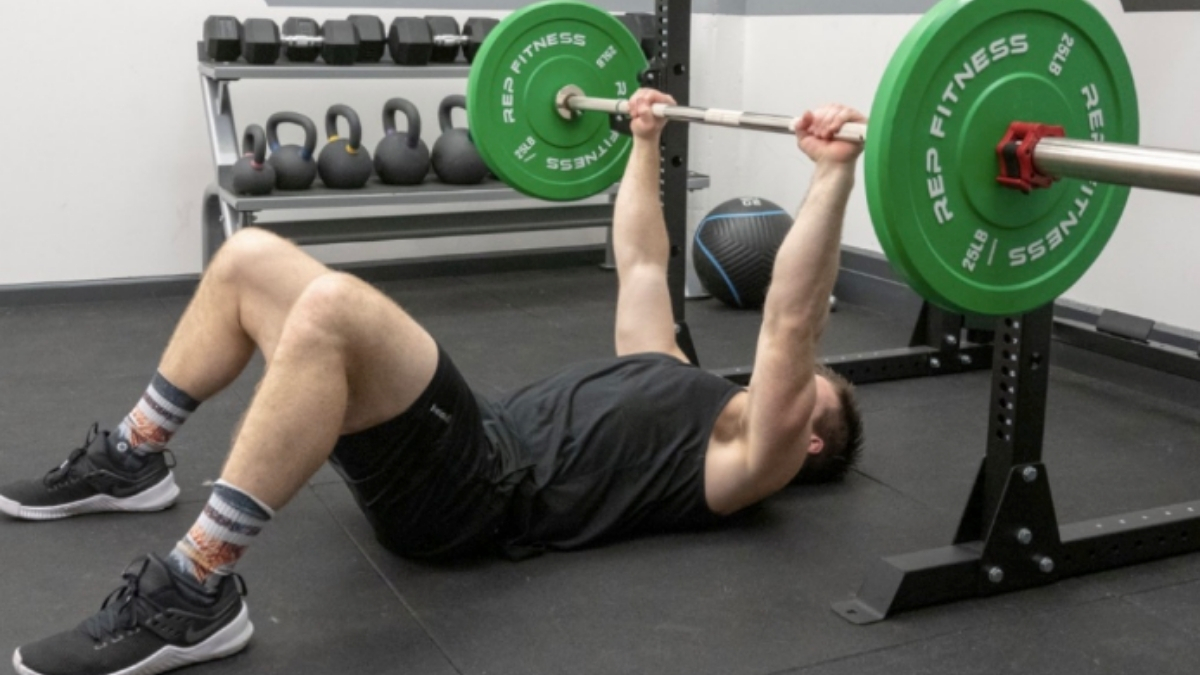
[1033, 138, 1200, 196]
[562, 92, 1200, 196]
[563, 94, 868, 143]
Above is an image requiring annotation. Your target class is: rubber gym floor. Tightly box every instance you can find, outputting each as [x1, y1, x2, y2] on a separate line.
[3, 256, 1200, 675]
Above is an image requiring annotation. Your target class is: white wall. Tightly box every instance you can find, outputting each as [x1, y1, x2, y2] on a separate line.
[692, 2, 1200, 332]
[0, 2, 607, 288]
[685, 12, 747, 293]
[5, 2, 1200, 333]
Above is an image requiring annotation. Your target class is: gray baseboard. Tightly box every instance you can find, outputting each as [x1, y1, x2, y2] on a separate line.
[0, 246, 605, 307]
[0, 276, 202, 307]
[835, 244, 1200, 353]
[4, 242, 1197, 359]
[833, 246, 924, 321]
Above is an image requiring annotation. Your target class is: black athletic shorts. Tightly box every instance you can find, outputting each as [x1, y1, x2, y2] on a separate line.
[327, 346, 526, 560]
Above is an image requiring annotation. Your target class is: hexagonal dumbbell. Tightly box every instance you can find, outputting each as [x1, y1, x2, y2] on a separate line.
[316, 19, 360, 65]
[203, 16, 243, 62]
[347, 15, 386, 62]
[386, 16, 498, 65]
[459, 17, 498, 62]
[424, 16, 461, 63]
[204, 16, 362, 65]
[387, 18, 432, 65]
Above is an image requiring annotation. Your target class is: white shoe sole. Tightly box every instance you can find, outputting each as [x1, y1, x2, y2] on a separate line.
[12, 603, 253, 675]
[0, 473, 180, 521]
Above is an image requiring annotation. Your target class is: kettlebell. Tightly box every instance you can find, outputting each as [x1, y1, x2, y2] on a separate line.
[318, 104, 373, 189]
[431, 95, 489, 185]
[266, 112, 318, 190]
[374, 98, 430, 186]
[231, 125, 276, 196]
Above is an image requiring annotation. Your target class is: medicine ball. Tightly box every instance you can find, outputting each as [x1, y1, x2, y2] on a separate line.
[693, 197, 793, 309]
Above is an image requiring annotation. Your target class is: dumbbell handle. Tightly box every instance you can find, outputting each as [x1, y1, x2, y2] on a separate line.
[433, 35, 470, 47]
[562, 93, 868, 143]
[281, 34, 326, 47]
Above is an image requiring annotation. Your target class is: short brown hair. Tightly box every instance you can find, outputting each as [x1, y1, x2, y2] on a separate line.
[794, 365, 863, 485]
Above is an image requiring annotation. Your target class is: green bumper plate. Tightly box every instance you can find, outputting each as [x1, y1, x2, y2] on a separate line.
[467, 0, 648, 201]
[866, 0, 1139, 316]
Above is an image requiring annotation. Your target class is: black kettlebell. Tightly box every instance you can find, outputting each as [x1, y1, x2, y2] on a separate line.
[431, 95, 489, 185]
[318, 104, 373, 189]
[232, 125, 276, 196]
[374, 98, 430, 186]
[266, 112, 318, 190]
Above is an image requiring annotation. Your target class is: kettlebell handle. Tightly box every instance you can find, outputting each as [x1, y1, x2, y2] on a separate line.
[266, 112, 318, 159]
[438, 95, 468, 134]
[242, 125, 268, 167]
[325, 104, 364, 152]
[382, 98, 422, 150]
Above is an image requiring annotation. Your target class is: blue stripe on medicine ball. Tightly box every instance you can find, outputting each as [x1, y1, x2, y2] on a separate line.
[694, 218, 744, 308]
[700, 210, 789, 222]
[693, 206, 792, 309]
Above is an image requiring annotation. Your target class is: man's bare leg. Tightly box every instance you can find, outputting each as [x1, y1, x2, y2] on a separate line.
[0, 228, 344, 521]
[219, 270, 438, 509]
[164, 264, 436, 593]
[158, 227, 333, 400]
[13, 232, 442, 675]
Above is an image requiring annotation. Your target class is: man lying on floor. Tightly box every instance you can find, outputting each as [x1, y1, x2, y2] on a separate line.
[1, 90, 864, 675]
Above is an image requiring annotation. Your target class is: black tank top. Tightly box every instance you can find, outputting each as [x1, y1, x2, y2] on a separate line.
[492, 353, 743, 556]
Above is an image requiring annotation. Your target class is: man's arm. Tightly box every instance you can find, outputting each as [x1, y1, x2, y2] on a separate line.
[709, 106, 864, 513]
[611, 89, 689, 362]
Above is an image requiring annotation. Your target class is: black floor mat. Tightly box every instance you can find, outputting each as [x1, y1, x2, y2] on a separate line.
[2, 263, 1199, 675]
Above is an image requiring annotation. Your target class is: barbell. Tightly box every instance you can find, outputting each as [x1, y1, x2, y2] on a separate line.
[461, 0, 1200, 317]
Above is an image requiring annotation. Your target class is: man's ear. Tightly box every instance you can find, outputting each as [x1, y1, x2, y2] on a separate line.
[808, 434, 825, 457]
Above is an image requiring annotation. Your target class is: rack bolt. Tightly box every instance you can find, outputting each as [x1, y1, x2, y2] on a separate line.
[987, 567, 1004, 584]
[1017, 528, 1033, 545]
[1022, 466, 1039, 483]
[1039, 557, 1055, 574]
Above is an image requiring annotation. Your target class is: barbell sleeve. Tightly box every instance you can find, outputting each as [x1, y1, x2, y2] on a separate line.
[1032, 138, 1200, 196]
[562, 94, 868, 143]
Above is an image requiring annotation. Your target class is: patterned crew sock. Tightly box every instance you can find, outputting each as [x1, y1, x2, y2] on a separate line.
[167, 480, 274, 592]
[114, 371, 201, 455]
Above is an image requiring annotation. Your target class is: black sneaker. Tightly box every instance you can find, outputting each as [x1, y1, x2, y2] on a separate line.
[12, 554, 252, 675]
[0, 425, 179, 520]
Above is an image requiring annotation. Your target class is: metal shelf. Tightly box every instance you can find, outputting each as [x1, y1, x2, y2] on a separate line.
[195, 15, 710, 269]
[217, 175, 540, 212]
[262, 205, 618, 246]
[198, 60, 471, 82]
[213, 170, 711, 213]
[195, 43, 472, 81]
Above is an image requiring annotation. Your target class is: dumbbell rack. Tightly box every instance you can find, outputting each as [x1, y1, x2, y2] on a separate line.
[197, 50, 708, 265]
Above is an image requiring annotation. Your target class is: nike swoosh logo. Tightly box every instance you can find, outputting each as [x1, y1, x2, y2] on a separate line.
[182, 602, 240, 644]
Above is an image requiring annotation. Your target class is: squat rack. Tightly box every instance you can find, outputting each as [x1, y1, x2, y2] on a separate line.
[651, 0, 700, 362]
[833, 304, 1200, 623]
[652, 0, 1200, 624]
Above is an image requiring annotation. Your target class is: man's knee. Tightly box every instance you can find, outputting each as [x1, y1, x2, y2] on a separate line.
[207, 228, 293, 286]
[278, 273, 365, 351]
